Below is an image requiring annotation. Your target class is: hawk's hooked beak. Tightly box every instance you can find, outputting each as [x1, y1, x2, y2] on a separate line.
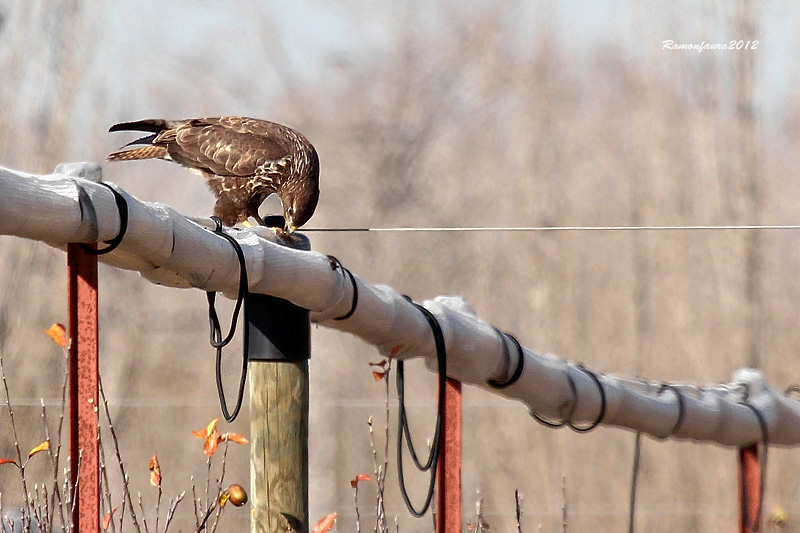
[285, 211, 298, 233]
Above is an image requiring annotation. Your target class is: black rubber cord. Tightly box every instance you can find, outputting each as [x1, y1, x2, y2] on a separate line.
[530, 370, 578, 429]
[206, 217, 249, 423]
[568, 365, 606, 433]
[487, 329, 525, 389]
[79, 183, 129, 255]
[396, 301, 447, 518]
[657, 384, 686, 438]
[327, 255, 359, 321]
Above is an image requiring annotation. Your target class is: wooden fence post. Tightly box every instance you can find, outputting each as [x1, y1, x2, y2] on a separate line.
[67, 243, 100, 533]
[248, 231, 311, 533]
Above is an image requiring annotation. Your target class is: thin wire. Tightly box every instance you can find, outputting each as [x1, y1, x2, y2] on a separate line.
[302, 224, 800, 233]
[628, 432, 642, 533]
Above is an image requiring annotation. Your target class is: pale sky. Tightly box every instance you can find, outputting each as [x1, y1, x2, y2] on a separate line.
[99, 0, 798, 121]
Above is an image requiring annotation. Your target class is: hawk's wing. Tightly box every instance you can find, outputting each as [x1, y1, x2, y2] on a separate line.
[160, 117, 294, 177]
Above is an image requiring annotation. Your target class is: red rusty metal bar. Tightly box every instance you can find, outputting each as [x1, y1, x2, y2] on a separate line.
[436, 378, 462, 532]
[738, 444, 762, 533]
[67, 243, 100, 533]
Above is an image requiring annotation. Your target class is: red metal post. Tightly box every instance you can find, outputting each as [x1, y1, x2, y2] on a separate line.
[436, 378, 462, 532]
[67, 243, 100, 533]
[738, 444, 762, 533]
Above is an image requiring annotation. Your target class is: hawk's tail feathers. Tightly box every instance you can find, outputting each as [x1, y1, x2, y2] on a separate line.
[107, 145, 169, 162]
[122, 133, 157, 148]
[108, 119, 168, 133]
[108, 118, 187, 133]
[107, 118, 181, 161]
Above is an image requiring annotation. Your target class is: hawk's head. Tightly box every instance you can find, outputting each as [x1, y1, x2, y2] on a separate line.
[282, 143, 320, 232]
[283, 185, 320, 233]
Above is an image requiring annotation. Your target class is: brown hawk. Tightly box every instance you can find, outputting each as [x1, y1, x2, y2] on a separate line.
[107, 116, 320, 232]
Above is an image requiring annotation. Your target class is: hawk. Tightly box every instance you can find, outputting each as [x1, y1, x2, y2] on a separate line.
[107, 116, 320, 232]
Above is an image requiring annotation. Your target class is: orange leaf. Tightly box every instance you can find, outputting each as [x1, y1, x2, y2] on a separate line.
[369, 359, 388, 369]
[203, 427, 220, 457]
[0, 458, 17, 466]
[220, 432, 249, 445]
[102, 507, 118, 530]
[390, 345, 403, 358]
[218, 492, 230, 508]
[194, 419, 222, 455]
[149, 454, 161, 487]
[372, 370, 386, 381]
[45, 324, 69, 348]
[193, 418, 219, 439]
[350, 473, 371, 488]
[312, 513, 337, 533]
[28, 441, 49, 459]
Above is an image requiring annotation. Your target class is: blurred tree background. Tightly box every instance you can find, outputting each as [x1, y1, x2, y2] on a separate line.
[1, 0, 800, 530]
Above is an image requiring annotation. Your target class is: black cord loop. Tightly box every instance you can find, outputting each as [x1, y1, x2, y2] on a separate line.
[739, 401, 769, 533]
[79, 183, 129, 255]
[568, 365, 606, 433]
[206, 217, 249, 422]
[396, 300, 447, 518]
[327, 255, 359, 321]
[487, 329, 525, 389]
[529, 368, 579, 429]
[657, 383, 686, 438]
